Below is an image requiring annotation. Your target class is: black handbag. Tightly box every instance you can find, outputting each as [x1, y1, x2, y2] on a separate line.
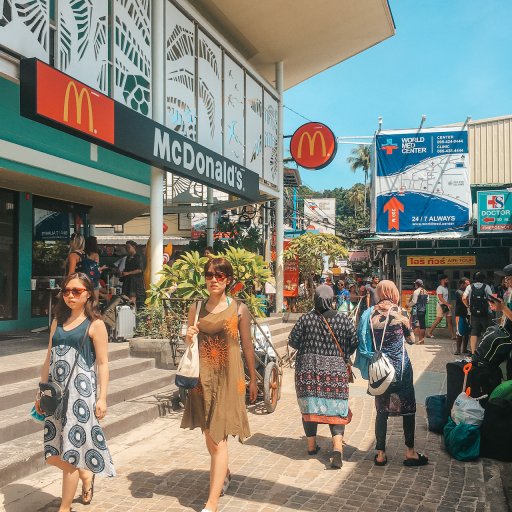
[38, 322, 90, 419]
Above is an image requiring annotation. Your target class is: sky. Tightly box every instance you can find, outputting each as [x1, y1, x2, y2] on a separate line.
[283, 0, 512, 192]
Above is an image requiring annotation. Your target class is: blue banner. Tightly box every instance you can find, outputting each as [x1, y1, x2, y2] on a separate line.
[374, 128, 471, 234]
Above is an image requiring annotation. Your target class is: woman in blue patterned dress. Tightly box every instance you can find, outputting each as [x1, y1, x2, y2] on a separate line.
[369, 280, 428, 467]
[288, 284, 358, 469]
[35, 273, 115, 512]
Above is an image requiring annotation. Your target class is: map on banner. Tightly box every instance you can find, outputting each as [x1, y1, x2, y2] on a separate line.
[374, 127, 471, 234]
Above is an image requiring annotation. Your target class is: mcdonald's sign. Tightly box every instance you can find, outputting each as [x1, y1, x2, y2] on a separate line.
[21, 59, 115, 144]
[290, 122, 337, 170]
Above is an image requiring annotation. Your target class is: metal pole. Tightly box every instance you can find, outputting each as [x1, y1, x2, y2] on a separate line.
[275, 61, 284, 313]
[206, 187, 214, 247]
[150, 0, 165, 285]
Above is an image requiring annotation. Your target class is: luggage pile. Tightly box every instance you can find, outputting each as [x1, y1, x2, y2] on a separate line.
[425, 323, 512, 462]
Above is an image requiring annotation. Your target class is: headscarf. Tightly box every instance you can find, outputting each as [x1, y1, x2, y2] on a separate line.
[314, 284, 334, 314]
[374, 280, 400, 312]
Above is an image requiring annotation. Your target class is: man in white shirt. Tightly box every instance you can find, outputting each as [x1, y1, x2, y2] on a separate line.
[462, 271, 493, 354]
[427, 275, 455, 339]
[407, 279, 429, 344]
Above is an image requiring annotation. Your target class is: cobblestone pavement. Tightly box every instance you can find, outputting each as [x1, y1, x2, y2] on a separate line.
[1, 336, 509, 512]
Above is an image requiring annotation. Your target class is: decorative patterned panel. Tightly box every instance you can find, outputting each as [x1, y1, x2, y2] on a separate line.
[113, 0, 151, 116]
[197, 29, 222, 153]
[223, 54, 244, 165]
[165, 1, 195, 140]
[0, 0, 49, 62]
[263, 91, 278, 186]
[57, 0, 108, 93]
[245, 74, 263, 177]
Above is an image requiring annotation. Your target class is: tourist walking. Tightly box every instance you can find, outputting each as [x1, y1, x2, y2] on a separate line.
[64, 233, 85, 276]
[357, 280, 428, 467]
[454, 278, 471, 355]
[288, 284, 358, 469]
[121, 240, 146, 310]
[35, 273, 115, 512]
[463, 271, 493, 353]
[366, 275, 379, 308]
[181, 257, 258, 512]
[335, 280, 350, 312]
[407, 279, 429, 344]
[427, 275, 455, 339]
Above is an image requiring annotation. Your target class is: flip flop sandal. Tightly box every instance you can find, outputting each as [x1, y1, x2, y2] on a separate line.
[331, 450, 343, 469]
[403, 453, 429, 467]
[374, 454, 387, 466]
[81, 474, 95, 505]
[220, 470, 231, 497]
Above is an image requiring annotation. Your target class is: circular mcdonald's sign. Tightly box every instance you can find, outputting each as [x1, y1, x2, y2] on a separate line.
[290, 122, 337, 170]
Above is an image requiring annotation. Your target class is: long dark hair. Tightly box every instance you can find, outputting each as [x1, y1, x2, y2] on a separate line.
[85, 236, 99, 256]
[204, 257, 234, 286]
[54, 273, 101, 324]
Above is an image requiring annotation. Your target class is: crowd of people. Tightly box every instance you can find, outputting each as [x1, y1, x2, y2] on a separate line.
[35, 236, 512, 512]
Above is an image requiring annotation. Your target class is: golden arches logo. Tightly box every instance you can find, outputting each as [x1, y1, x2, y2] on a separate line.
[63, 81, 94, 132]
[297, 130, 327, 158]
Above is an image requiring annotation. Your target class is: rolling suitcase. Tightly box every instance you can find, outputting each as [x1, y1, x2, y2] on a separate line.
[115, 304, 136, 341]
[446, 360, 502, 413]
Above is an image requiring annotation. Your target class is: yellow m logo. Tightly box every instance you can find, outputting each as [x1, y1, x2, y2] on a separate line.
[63, 81, 94, 132]
[297, 130, 327, 158]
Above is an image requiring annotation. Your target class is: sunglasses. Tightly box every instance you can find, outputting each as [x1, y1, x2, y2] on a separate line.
[62, 287, 87, 297]
[205, 271, 227, 282]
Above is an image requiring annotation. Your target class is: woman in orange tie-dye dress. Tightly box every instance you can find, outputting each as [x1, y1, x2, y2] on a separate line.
[181, 257, 258, 512]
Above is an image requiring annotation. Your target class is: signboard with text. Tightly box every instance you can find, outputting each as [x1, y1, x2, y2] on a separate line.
[290, 122, 337, 170]
[477, 190, 512, 233]
[406, 255, 476, 267]
[374, 127, 471, 234]
[20, 59, 259, 202]
[304, 198, 336, 234]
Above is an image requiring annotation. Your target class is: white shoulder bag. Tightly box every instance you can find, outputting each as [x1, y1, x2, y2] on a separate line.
[175, 300, 202, 389]
[367, 308, 404, 396]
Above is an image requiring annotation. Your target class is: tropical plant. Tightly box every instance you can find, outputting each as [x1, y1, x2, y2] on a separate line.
[347, 145, 371, 213]
[134, 304, 171, 339]
[346, 184, 366, 217]
[284, 233, 348, 297]
[146, 248, 273, 317]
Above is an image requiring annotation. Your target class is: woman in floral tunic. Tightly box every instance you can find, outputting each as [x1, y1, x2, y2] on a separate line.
[288, 284, 358, 469]
[181, 257, 258, 512]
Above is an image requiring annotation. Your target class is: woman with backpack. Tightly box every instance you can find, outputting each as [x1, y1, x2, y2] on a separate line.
[85, 236, 106, 302]
[65, 233, 86, 276]
[358, 280, 428, 467]
[407, 279, 429, 345]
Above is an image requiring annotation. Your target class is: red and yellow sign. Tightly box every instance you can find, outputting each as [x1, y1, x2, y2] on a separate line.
[290, 122, 337, 169]
[406, 255, 476, 267]
[35, 60, 114, 144]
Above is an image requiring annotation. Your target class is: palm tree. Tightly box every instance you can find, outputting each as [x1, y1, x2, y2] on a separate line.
[347, 145, 371, 213]
[346, 185, 365, 217]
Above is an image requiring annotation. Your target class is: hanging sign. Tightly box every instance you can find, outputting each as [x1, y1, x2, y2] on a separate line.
[374, 127, 471, 234]
[290, 122, 337, 169]
[19, 59, 259, 201]
[477, 190, 512, 233]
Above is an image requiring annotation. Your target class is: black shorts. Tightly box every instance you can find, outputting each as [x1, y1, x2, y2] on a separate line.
[470, 315, 490, 337]
[416, 312, 426, 330]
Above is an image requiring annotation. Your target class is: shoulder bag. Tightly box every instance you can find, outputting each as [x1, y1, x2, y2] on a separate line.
[38, 321, 91, 419]
[175, 300, 202, 389]
[320, 314, 355, 383]
[367, 309, 404, 396]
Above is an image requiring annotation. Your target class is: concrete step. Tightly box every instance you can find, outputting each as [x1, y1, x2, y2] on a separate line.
[266, 322, 294, 338]
[0, 343, 130, 387]
[256, 316, 282, 326]
[271, 331, 292, 351]
[0, 367, 173, 444]
[0, 356, 155, 412]
[0, 382, 178, 488]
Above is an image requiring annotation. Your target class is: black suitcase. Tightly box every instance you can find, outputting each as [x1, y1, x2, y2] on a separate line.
[480, 398, 512, 461]
[446, 360, 502, 413]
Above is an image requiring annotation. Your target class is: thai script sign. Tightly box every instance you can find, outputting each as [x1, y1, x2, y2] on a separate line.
[406, 255, 476, 267]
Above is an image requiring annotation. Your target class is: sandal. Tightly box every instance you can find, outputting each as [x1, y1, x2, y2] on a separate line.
[81, 474, 95, 505]
[220, 469, 231, 497]
[374, 454, 387, 466]
[331, 450, 343, 469]
[403, 453, 429, 467]
[307, 445, 321, 455]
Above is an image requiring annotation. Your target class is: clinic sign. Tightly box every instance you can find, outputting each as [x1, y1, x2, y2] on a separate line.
[20, 59, 259, 201]
[374, 127, 471, 234]
[477, 190, 512, 233]
[290, 122, 337, 169]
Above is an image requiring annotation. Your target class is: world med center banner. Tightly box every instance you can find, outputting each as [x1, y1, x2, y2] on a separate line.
[374, 127, 471, 234]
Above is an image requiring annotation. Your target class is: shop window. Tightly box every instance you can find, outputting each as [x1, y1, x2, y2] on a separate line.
[31, 197, 88, 317]
[0, 189, 17, 320]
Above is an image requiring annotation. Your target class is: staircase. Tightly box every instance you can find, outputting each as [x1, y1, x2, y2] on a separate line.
[0, 314, 297, 489]
[0, 343, 176, 489]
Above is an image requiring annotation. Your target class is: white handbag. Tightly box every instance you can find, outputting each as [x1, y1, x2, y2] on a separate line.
[367, 309, 404, 396]
[175, 301, 202, 389]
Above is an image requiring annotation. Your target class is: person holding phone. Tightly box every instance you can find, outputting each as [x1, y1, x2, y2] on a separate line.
[180, 257, 258, 512]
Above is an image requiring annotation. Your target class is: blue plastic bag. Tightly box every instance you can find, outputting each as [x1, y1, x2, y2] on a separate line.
[443, 418, 480, 461]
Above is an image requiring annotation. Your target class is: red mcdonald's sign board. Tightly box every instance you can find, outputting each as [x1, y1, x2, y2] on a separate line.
[290, 122, 337, 170]
[283, 240, 299, 297]
[30, 60, 115, 144]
